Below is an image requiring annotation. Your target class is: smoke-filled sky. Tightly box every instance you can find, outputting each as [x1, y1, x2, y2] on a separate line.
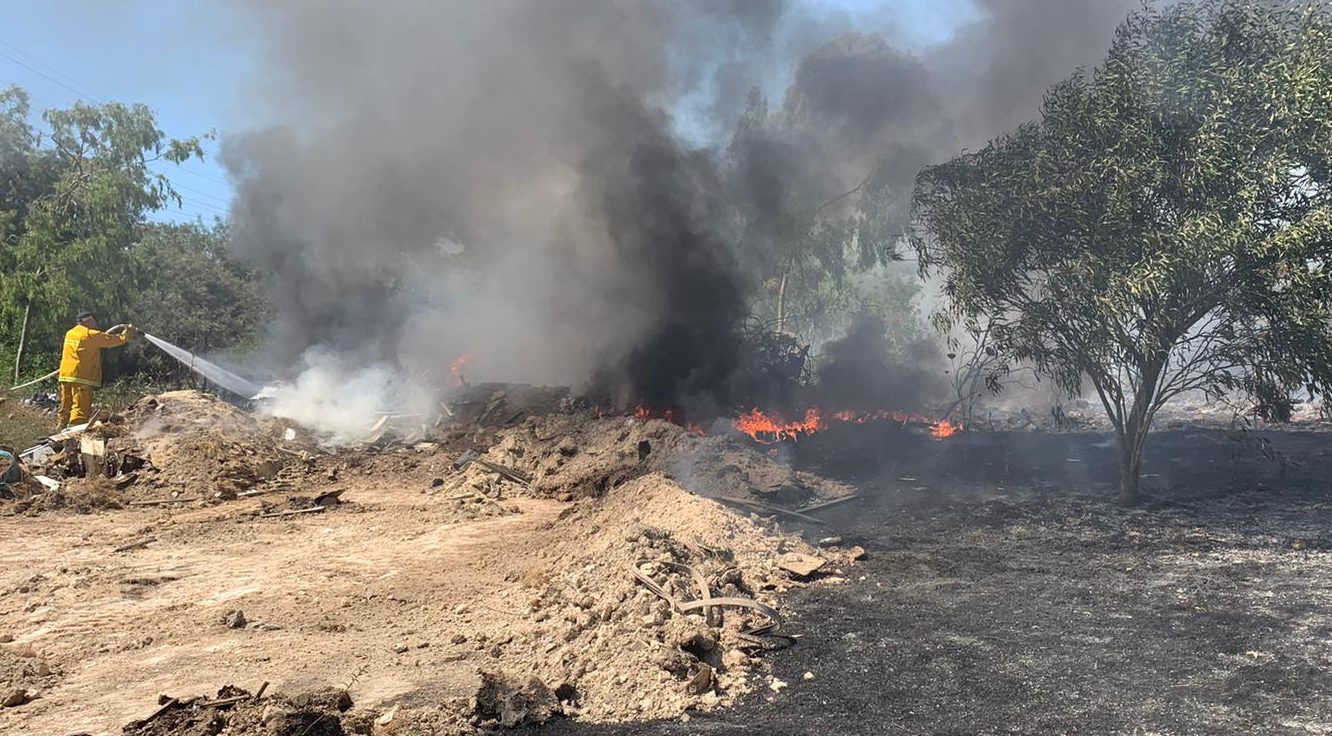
[1, 0, 1086, 223]
[3, 0, 1146, 429]
[0, 0, 968, 224]
[214, 0, 1140, 403]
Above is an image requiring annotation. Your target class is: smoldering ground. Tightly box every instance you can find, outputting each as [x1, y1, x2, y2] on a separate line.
[219, 0, 1141, 434]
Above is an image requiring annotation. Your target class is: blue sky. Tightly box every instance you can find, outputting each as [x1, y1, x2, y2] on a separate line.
[1, 0, 973, 224]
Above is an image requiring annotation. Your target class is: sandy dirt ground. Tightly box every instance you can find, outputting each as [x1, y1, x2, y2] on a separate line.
[10, 388, 1329, 735]
[0, 482, 560, 735]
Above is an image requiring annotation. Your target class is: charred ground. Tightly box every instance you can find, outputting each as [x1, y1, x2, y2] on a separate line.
[537, 427, 1332, 735]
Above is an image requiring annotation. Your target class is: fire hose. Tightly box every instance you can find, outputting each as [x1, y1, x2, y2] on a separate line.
[6, 370, 57, 393]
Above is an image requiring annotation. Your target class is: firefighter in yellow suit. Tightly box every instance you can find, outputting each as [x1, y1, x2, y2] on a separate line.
[57, 310, 136, 429]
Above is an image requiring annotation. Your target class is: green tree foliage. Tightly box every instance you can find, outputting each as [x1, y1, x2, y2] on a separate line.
[782, 263, 929, 353]
[0, 86, 207, 381]
[912, 1, 1332, 503]
[114, 221, 266, 383]
[726, 35, 927, 354]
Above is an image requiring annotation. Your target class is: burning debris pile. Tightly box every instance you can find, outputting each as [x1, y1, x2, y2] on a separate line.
[734, 406, 959, 443]
[440, 412, 854, 507]
[1, 379, 890, 520]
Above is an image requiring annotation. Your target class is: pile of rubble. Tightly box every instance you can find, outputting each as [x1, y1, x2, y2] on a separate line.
[409, 414, 863, 726]
[1, 391, 314, 514]
[120, 684, 354, 736]
[462, 472, 861, 724]
[0, 645, 58, 712]
[109, 391, 291, 492]
[104, 473, 860, 733]
[439, 412, 854, 507]
[4, 383, 858, 516]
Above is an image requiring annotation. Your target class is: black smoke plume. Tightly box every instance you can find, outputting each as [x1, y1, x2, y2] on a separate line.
[218, 0, 1145, 426]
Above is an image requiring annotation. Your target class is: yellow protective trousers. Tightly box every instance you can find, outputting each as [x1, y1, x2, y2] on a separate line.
[57, 382, 94, 428]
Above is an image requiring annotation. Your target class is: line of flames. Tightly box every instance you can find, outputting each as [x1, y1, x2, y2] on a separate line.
[454, 350, 958, 442]
[733, 407, 960, 442]
[622, 405, 960, 442]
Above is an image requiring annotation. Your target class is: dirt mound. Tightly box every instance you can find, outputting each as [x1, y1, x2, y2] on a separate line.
[443, 415, 853, 505]
[447, 383, 576, 426]
[445, 474, 851, 725]
[11, 476, 124, 515]
[4, 392, 303, 515]
[98, 391, 292, 497]
[1, 390, 866, 733]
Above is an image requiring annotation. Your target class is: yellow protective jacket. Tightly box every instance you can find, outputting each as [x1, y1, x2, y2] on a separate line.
[58, 325, 128, 387]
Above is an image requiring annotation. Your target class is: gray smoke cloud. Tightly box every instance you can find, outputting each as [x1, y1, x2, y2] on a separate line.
[936, 0, 1144, 146]
[219, 0, 1144, 432]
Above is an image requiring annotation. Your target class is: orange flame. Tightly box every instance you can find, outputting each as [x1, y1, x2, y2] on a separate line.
[627, 406, 706, 436]
[451, 353, 474, 385]
[930, 419, 960, 440]
[734, 408, 825, 444]
[617, 402, 960, 443]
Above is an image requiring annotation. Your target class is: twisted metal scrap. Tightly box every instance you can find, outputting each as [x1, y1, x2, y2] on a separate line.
[630, 560, 789, 648]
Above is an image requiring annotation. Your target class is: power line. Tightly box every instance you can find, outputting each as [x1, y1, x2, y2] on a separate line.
[0, 38, 234, 227]
[173, 194, 230, 214]
[153, 194, 227, 213]
[0, 36, 100, 100]
[0, 35, 235, 190]
[170, 163, 231, 187]
[163, 179, 233, 208]
[147, 208, 225, 224]
[149, 159, 232, 188]
[0, 49, 103, 104]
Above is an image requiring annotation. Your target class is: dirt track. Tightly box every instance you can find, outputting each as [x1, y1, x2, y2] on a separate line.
[0, 480, 559, 735]
[538, 428, 1332, 735]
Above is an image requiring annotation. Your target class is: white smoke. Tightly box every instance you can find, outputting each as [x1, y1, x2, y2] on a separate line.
[256, 348, 422, 444]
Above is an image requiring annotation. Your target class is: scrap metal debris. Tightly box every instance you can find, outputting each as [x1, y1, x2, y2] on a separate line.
[630, 559, 789, 649]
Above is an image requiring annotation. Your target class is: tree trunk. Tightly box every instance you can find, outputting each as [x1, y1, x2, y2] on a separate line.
[13, 299, 32, 384]
[775, 271, 788, 334]
[1116, 371, 1162, 505]
[1116, 425, 1145, 505]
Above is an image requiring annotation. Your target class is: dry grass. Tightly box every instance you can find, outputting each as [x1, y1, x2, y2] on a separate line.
[0, 399, 52, 451]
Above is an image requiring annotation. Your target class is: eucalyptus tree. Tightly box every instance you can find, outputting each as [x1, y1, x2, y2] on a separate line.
[913, 1, 1332, 503]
